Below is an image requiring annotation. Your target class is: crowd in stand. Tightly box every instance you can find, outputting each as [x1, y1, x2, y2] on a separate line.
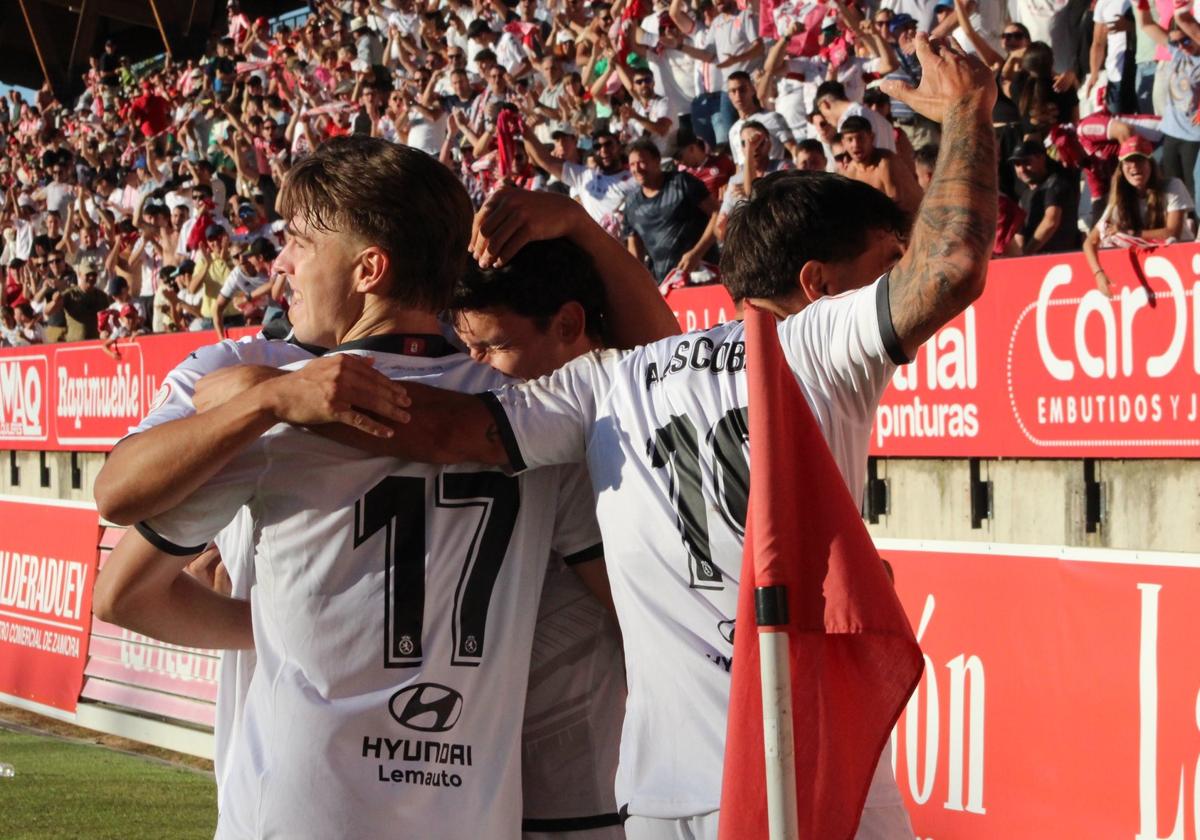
[0, 0, 1197, 347]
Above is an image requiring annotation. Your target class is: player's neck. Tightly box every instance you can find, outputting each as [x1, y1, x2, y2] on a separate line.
[339, 297, 442, 345]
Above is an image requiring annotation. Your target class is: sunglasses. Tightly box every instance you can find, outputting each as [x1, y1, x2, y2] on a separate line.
[1173, 36, 1195, 47]
[1002, 31, 1026, 41]
[634, 77, 655, 85]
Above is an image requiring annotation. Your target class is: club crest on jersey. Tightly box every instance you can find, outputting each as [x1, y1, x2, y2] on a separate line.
[389, 683, 464, 733]
[398, 635, 415, 656]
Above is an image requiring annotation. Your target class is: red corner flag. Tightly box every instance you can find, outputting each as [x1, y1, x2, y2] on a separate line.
[718, 305, 924, 840]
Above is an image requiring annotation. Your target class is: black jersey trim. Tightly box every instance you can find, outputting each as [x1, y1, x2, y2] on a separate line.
[521, 813, 624, 831]
[334, 333, 457, 357]
[877, 272, 911, 366]
[286, 333, 457, 358]
[477, 392, 527, 473]
[135, 522, 207, 557]
[562, 542, 604, 566]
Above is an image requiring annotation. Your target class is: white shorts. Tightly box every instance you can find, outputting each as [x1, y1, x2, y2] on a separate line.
[623, 811, 719, 840]
[623, 804, 910, 840]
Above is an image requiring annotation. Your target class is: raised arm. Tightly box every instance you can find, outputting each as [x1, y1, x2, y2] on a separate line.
[522, 132, 566, 180]
[470, 186, 682, 345]
[954, 0, 1003, 67]
[879, 34, 997, 359]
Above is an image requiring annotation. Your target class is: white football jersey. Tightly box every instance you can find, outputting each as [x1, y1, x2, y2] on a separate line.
[521, 553, 625, 829]
[140, 342, 602, 840]
[487, 276, 908, 819]
[128, 335, 317, 807]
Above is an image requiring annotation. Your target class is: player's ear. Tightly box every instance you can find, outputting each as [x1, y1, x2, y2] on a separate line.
[355, 245, 391, 295]
[553, 300, 586, 344]
[797, 260, 825, 304]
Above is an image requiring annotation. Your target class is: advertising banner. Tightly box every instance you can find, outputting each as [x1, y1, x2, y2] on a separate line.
[0, 499, 100, 712]
[0, 328, 255, 452]
[663, 244, 1200, 458]
[883, 539, 1200, 838]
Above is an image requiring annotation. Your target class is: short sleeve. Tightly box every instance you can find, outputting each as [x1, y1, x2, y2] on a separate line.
[1165, 178, 1194, 213]
[139, 443, 266, 555]
[741, 10, 758, 41]
[1046, 174, 1072, 209]
[682, 172, 709, 206]
[776, 274, 905, 424]
[486, 349, 617, 472]
[218, 270, 241, 300]
[550, 463, 603, 564]
[560, 161, 588, 191]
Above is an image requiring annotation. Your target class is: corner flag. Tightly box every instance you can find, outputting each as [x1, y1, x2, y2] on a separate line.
[718, 304, 924, 840]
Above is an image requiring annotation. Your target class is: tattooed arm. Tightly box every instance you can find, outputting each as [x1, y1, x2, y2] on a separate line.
[880, 35, 998, 360]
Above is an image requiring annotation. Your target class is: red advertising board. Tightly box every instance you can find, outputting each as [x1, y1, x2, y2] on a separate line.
[0, 498, 100, 712]
[663, 244, 1200, 458]
[0, 328, 255, 452]
[883, 539, 1200, 838]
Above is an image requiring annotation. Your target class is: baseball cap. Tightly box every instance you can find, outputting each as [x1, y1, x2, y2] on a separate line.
[550, 126, 576, 140]
[205, 223, 227, 240]
[888, 13, 917, 33]
[80, 256, 103, 275]
[1008, 139, 1046, 162]
[238, 204, 258, 218]
[1118, 136, 1154, 161]
[350, 15, 369, 31]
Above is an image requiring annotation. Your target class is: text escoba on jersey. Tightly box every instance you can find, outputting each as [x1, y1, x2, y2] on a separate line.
[644, 337, 746, 389]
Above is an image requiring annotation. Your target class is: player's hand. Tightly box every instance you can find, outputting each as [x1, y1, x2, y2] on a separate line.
[877, 33, 996, 124]
[470, 185, 586, 268]
[257, 354, 412, 436]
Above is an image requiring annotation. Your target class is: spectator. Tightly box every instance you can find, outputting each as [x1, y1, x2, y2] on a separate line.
[913, 143, 939, 189]
[1089, 0, 1135, 115]
[792, 138, 828, 172]
[727, 71, 794, 167]
[623, 138, 719, 281]
[1136, 3, 1200, 203]
[673, 130, 736, 199]
[614, 66, 675, 156]
[523, 128, 636, 236]
[815, 80, 897, 153]
[718, 121, 792, 239]
[839, 115, 923, 216]
[1009, 139, 1081, 255]
[62, 261, 111, 341]
[1084, 136, 1195, 294]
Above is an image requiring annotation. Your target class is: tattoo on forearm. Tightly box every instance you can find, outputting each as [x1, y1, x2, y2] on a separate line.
[890, 98, 997, 349]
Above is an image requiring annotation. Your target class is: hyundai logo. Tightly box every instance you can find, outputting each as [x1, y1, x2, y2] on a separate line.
[389, 683, 464, 733]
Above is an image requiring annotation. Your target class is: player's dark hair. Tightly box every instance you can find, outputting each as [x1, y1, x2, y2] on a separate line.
[726, 70, 752, 85]
[451, 238, 606, 340]
[721, 171, 911, 301]
[279, 136, 472, 311]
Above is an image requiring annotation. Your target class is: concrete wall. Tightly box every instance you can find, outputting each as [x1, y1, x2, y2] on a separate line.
[0, 450, 105, 504]
[865, 458, 1200, 554]
[1, 449, 1196, 554]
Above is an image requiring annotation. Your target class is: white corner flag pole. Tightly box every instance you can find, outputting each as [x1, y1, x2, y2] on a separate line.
[757, 586, 799, 840]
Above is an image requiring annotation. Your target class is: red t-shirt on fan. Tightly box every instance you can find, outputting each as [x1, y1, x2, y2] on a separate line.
[681, 152, 736, 199]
